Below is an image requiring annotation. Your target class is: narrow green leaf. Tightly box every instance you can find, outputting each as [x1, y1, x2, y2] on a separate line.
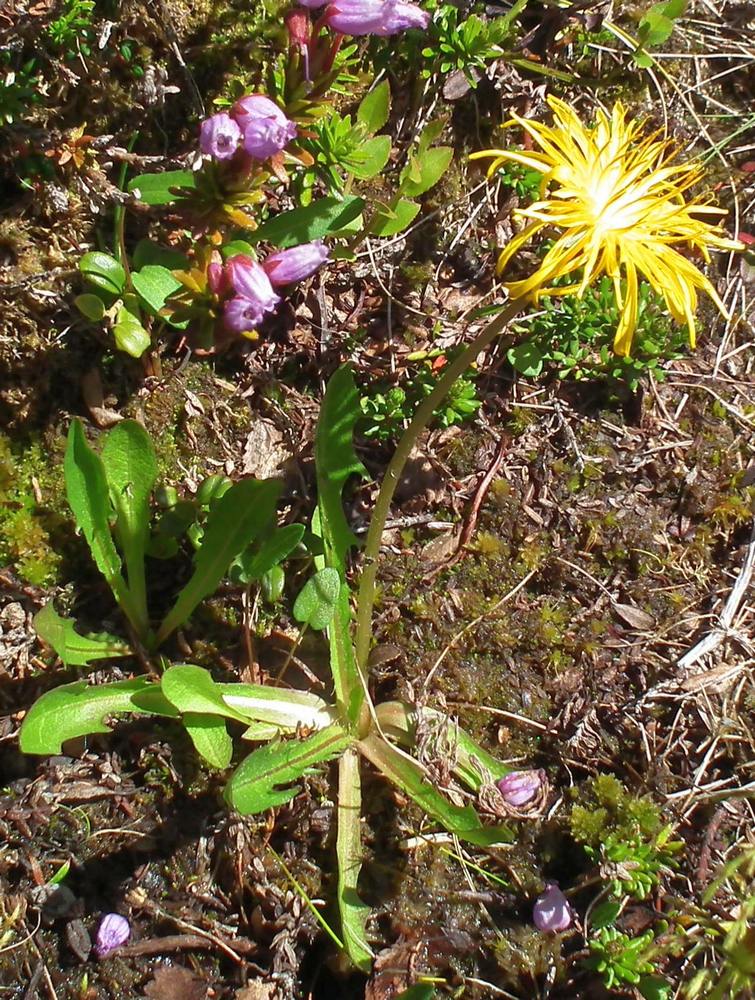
[64, 420, 138, 626]
[19, 678, 174, 755]
[34, 603, 132, 667]
[337, 748, 374, 972]
[79, 252, 125, 296]
[250, 196, 365, 248]
[225, 725, 351, 815]
[161, 665, 249, 722]
[127, 169, 197, 205]
[219, 683, 336, 730]
[156, 478, 282, 644]
[182, 712, 233, 769]
[315, 367, 367, 572]
[369, 198, 421, 237]
[293, 567, 341, 630]
[358, 734, 514, 847]
[270, 846, 346, 951]
[399, 147, 453, 198]
[231, 523, 305, 585]
[101, 419, 157, 637]
[314, 368, 368, 723]
[113, 295, 151, 358]
[132, 265, 182, 315]
[356, 80, 390, 135]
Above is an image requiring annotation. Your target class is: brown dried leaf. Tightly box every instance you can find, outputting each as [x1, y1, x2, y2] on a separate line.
[421, 528, 460, 565]
[143, 966, 207, 1000]
[611, 602, 655, 631]
[242, 418, 291, 479]
[81, 369, 123, 428]
[235, 984, 277, 1000]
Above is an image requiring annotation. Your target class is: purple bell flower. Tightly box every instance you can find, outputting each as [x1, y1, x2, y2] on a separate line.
[497, 769, 543, 807]
[225, 255, 281, 312]
[232, 95, 297, 160]
[298, 0, 327, 6]
[95, 913, 130, 958]
[325, 0, 429, 36]
[262, 241, 330, 286]
[533, 884, 572, 933]
[199, 113, 242, 161]
[223, 296, 267, 334]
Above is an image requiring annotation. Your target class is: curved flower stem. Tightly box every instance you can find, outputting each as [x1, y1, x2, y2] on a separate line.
[354, 295, 529, 671]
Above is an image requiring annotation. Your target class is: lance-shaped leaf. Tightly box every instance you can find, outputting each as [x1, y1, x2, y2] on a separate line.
[250, 196, 365, 248]
[34, 603, 132, 667]
[182, 713, 233, 769]
[127, 169, 197, 205]
[64, 419, 142, 632]
[357, 80, 390, 135]
[315, 367, 367, 572]
[314, 368, 368, 723]
[101, 420, 158, 637]
[156, 478, 281, 645]
[336, 748, 374, 972]
[19, 678, 177, 755]
[358, 733, 513, 847]
[160, 665, 250, 722]
[219, 683, 337, 731]
[225, 725, 352, 815]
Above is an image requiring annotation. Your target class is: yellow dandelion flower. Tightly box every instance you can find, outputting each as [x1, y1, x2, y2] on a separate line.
[471, 97, 742, 356]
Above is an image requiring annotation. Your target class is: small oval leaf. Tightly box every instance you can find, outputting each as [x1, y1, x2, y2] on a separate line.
[293, 567, 341, 630]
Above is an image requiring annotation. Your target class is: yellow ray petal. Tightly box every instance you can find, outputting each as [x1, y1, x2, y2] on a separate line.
[471, 95, 743, 356]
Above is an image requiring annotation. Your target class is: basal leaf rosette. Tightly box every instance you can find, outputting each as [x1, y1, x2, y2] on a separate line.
[472, 96, 743, 357]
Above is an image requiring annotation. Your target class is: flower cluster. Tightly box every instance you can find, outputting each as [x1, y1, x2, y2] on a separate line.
[472, 96, 741, 356]
[298, 0, 429, 36]
[200, 95, 297, 163]
[210, 242, 330, 334]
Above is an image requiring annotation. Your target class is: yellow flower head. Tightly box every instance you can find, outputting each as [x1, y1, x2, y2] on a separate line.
[471, 97, 742, 356]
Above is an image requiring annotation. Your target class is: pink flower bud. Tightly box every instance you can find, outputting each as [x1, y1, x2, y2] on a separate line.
[95, 913, 130, 958]
[262, 241, 330, 286]
[533, 884, 572, 933]
[199, 113, 242, 160]
[207, 261, 225, 296]
[497, 769, 543, 807]
[232, 95, 297, 160]
[325, 0, 429, 36]
[287, 9, 312, 48]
